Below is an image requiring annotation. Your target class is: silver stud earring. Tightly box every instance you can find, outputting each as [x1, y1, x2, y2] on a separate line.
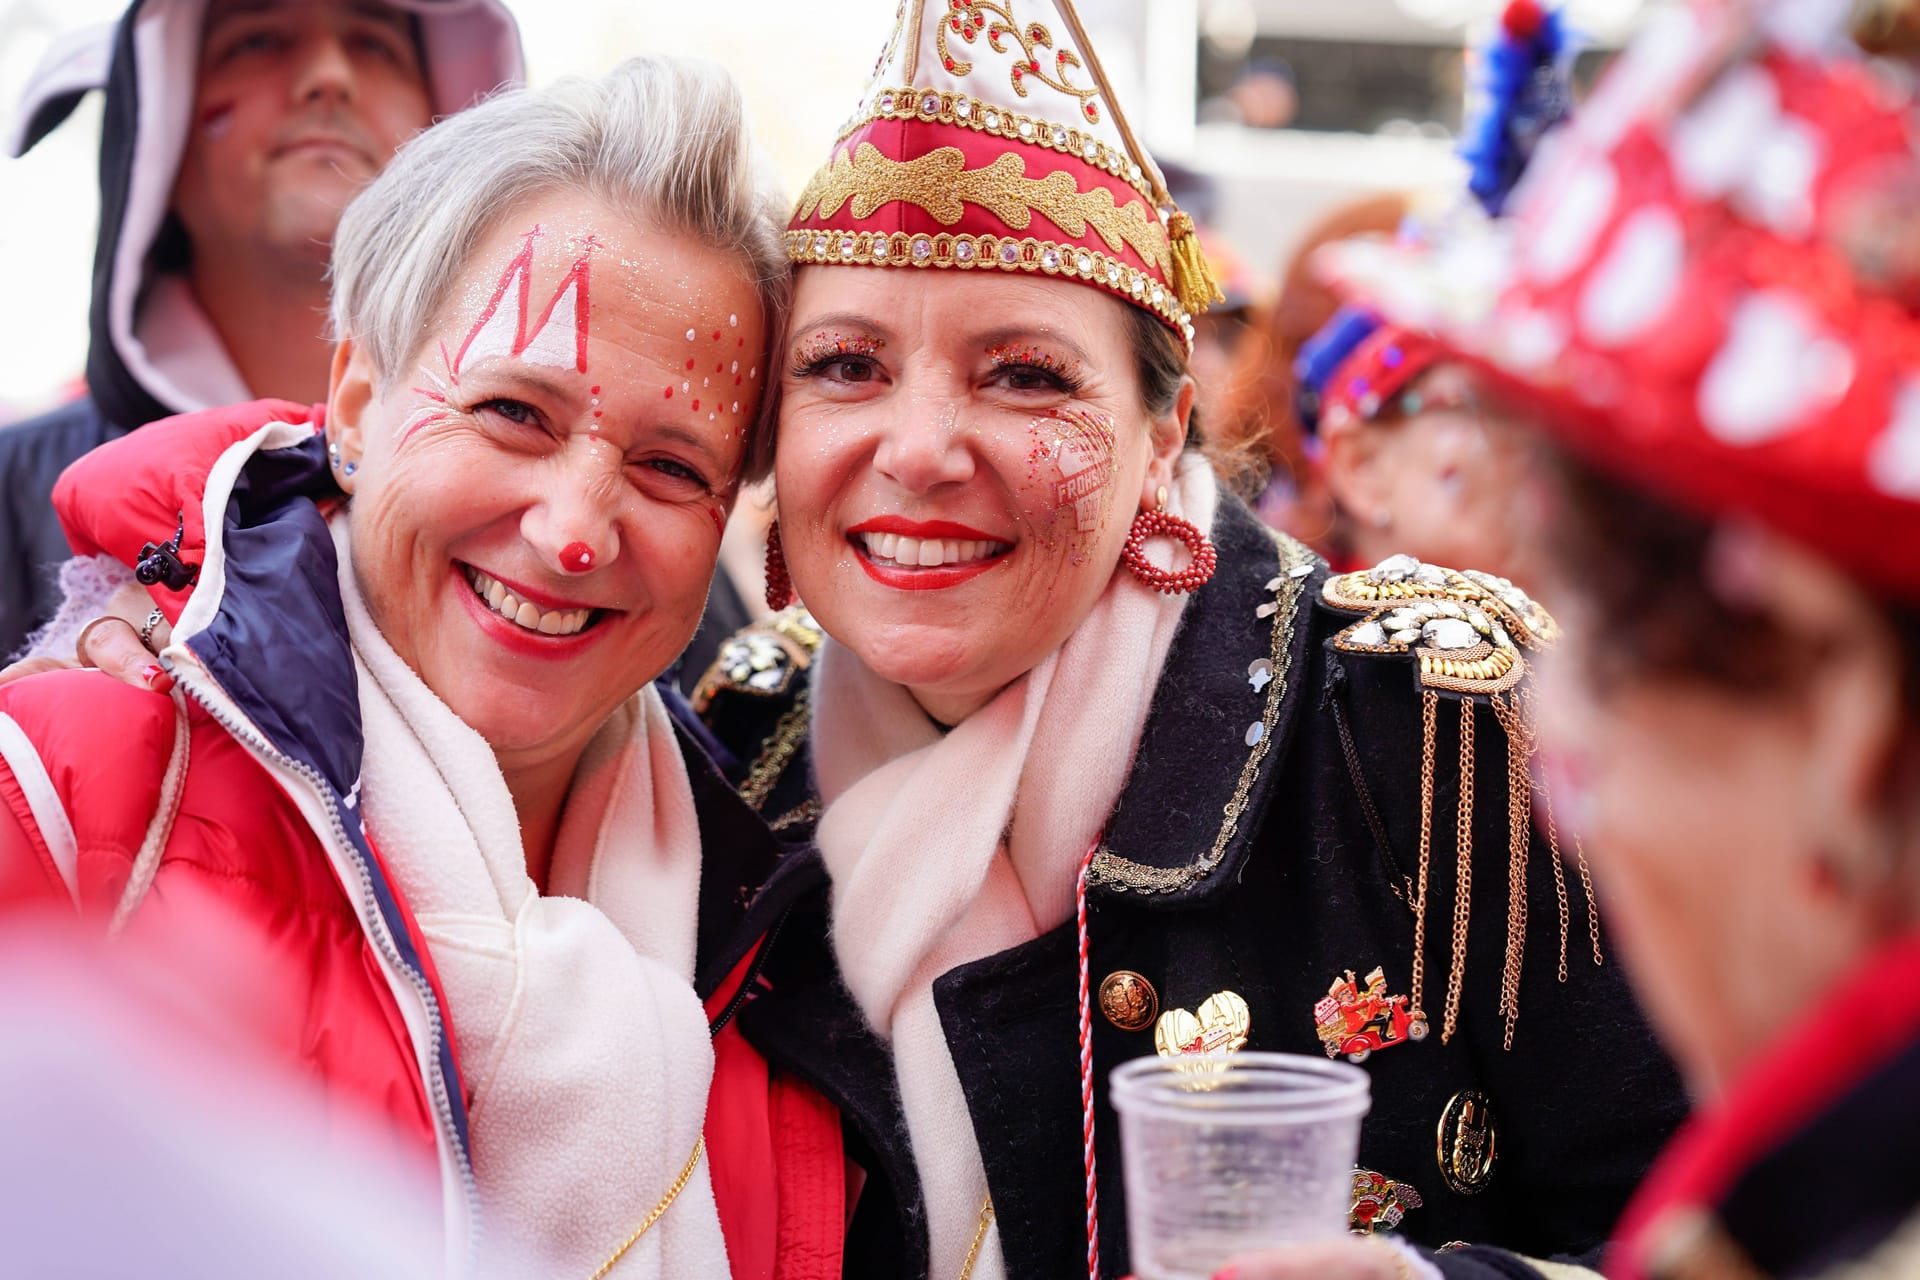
[328, 441, 341, 468]
[343, 461, 357, 477]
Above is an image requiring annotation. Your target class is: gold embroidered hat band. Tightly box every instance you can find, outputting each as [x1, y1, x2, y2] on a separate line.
[786, 0, 1224, 349]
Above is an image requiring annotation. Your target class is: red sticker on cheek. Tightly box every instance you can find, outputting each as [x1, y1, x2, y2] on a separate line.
[1030, 408, 1118, 534]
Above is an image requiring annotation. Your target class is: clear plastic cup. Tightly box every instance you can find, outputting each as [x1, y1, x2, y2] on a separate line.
[1110, 1052, 1371, 1280]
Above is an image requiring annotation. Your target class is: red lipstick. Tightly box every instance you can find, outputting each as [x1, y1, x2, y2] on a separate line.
[847, 516, 1008, 541]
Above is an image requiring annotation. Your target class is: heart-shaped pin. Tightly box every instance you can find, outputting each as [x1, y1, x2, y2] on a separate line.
[1152, 990, 1251, 1059]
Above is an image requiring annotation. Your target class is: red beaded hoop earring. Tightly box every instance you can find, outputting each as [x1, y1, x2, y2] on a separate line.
[1121, 491, 1217, 595]
[764, 520, 796, 612]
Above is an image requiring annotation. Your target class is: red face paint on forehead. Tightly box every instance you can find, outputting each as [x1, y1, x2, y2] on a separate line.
[453, 224, 596, 377]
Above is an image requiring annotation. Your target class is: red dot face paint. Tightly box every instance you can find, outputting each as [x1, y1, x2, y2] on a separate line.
[663, 386, 674, 399]
[560, 542, 595, 573]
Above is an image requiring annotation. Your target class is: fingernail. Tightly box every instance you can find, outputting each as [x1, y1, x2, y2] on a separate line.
[143, 664, 174, 694]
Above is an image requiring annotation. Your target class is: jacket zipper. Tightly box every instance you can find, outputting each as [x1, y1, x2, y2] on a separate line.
[172, 666, 481, 1257]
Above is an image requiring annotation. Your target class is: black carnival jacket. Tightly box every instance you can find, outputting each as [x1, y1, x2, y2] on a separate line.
[692, 493, 1689, 1279]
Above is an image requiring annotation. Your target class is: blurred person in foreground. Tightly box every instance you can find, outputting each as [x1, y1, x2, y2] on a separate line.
[0, 0, 522, 658]
[1226, 0, 1920, 1275]
[0, 58, 806, 1275]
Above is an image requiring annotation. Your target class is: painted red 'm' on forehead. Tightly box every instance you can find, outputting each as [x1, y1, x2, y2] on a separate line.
[454, 225, 595, 377]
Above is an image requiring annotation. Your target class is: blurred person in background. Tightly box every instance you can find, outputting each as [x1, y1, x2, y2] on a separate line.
[1158, 161, 1264, 439]
[0, 58, 818, 1276]
[0, 0, 522, 658]
[1292, 313, 1527, 577]
[1228, 0, 1920, 1275]
[1210, 192, 1411, 551]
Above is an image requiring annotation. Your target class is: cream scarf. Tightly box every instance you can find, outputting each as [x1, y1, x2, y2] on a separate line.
[334, 517, 730, 1277]
[811, 459, 1218, 1279]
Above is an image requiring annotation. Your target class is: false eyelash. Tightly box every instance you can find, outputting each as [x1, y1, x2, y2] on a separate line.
[987, 342, 1088, 393]
[792, 331, 885, 365]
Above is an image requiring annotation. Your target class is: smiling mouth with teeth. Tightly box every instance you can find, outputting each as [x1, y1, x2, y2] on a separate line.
[852, 531, 1013, 568]
[462, 565, 599, 636]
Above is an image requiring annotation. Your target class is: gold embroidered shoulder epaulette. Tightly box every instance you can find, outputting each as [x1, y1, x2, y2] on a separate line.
[1319, 554, 1558, 697]
[690, 605, 824, 715]
[1319, 555, 1598, 1054]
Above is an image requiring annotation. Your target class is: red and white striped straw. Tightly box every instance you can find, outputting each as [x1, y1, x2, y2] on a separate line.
[1075, 834, 1103, 1280]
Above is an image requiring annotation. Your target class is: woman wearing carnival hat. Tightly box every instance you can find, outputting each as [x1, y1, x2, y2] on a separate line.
[691, 1, 1685, 1275]
[1228, 1, 1920, 1277]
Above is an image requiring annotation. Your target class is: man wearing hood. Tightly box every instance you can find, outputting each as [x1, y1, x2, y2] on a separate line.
[0, 0, 524, 656]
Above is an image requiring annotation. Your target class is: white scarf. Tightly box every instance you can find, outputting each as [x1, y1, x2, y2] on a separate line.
[811, 459, 1218, 1279]
[335, 518, 730, 1278]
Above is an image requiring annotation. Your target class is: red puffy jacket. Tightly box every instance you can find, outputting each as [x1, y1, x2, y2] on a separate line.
[0, 401, 845, 1275]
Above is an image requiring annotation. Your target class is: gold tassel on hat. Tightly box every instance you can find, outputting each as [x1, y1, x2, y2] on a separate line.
[1166, 210, 1225, 315]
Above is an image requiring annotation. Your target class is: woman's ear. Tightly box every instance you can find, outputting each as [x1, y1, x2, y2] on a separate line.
[326, 336, 374, 493]
[1137, 377, 1197, 510]
[1722, 525, 1909, 914]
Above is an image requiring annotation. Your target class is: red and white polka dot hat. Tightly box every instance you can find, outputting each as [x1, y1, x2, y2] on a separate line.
[1323, 0, 1920, 600]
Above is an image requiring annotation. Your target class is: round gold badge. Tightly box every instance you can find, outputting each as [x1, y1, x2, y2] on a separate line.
[1097, 970, 1159, 1032]
[1435, 1090, 1498, 1195]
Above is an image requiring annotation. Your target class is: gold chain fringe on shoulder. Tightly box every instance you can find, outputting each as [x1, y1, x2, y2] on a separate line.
[1409, 690, 1439, 1031]
[588, 1136, 706, 1279]
[1323, 556, 1580, 1047]
[1491, 693, 1534, 1049]
[1444, 697, 1476, 1044]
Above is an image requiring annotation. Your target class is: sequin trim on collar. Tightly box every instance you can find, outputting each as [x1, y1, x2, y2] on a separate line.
[1087, 529, 1314, 895]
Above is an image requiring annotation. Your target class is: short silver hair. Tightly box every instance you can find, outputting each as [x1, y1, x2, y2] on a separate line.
[329, 56, 790, 478]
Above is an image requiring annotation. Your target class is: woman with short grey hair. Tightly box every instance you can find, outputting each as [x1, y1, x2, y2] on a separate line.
[0, 56, 798, 1276]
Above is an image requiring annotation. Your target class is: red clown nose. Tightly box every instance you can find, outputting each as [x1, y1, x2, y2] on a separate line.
[559, 542, 595, 573]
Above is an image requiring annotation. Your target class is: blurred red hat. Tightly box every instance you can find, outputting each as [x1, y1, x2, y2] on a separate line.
[1324, 0, 1920, 601]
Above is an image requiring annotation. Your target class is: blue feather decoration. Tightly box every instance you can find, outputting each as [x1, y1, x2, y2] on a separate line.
[1293, 306, 1381, 434]
[1459, 0, 1578, 216]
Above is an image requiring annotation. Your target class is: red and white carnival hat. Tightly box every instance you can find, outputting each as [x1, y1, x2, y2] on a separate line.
[785, 0, 1223, 349]
[1323, 0, 1920, 600]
